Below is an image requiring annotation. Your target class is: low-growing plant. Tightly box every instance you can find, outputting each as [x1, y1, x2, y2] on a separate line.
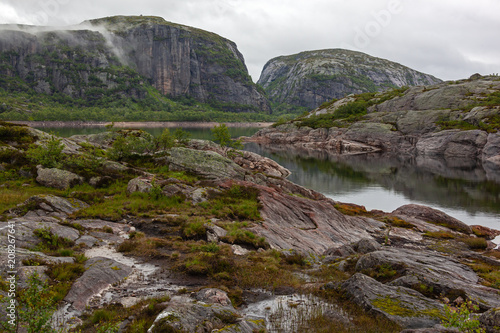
[25, 136, 64, 168]
[33, 227, 75, 252]
[459, 237, 488, 250]
[442, 301, 485, 332]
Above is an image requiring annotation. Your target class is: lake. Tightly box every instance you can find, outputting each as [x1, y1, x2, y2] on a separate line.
[38, 124, 500, 229]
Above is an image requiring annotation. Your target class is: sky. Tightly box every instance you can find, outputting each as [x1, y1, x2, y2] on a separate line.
[0, 0, 499, 82]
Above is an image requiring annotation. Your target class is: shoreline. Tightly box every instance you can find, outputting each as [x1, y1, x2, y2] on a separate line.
[11, 121, 274, 128]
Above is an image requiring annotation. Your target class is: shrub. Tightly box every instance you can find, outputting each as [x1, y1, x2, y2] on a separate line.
[25, 137, 64, 168]
[211, 123, 242, 149]
[17, 272, 56, 333]
[459, 237, 488, 250]
[442, 301, 485, 332]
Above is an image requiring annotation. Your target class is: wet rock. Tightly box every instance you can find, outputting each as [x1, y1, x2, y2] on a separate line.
[36, 166, 84, 190]
[65, 257, 133, 311]
[340, 273, 444, 329]
[75, 235, 100, 248]
[148, 295, 265, 333]
[392, 204, 472, 234]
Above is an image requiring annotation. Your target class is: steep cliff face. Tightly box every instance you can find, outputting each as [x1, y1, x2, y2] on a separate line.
[0, 16, 270, 113]
[258, 49, 441, 112]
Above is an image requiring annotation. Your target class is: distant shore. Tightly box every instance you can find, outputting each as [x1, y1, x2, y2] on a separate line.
[11, 121, 274, 128]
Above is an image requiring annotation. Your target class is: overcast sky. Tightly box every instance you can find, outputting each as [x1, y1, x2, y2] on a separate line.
[1, 0, 499, 82]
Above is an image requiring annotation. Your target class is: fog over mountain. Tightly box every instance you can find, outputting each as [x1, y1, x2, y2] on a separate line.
[0, 0, 499, 82]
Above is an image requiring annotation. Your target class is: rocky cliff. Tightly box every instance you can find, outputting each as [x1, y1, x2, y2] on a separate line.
[258, 49, 442, 113]
[0, 16, 270, 113]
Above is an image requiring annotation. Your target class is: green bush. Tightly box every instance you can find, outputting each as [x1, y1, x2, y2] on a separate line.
[26, 137, 64, 168]
[211, 123, 243, 149]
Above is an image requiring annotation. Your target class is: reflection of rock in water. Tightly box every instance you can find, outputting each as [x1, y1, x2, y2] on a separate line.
[243, 143, 500, 216]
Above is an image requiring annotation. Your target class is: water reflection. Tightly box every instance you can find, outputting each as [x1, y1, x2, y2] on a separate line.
[245, 143, 500, 228]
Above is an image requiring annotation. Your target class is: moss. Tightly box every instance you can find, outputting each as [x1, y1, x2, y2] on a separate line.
[371, 295, 444, 319]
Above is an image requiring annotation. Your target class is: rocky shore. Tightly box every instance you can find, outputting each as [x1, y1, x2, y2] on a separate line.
[1, 122, 500, 332]
[247, 76, 500, 177]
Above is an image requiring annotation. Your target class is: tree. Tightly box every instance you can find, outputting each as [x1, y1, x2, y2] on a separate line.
[211, 123, 242, 149]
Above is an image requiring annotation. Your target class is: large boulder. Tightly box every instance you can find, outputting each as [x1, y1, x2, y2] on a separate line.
[340, 273, 444, 329]
[36, 166, 83, 190]
[161, 147, 248, 181]
[392, 204, 472, 234]
[127, 177, 153, 194]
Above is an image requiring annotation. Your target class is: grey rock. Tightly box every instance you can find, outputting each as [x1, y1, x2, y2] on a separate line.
[75, 235, 100, 248]
[480, 308, 500, 333]
[250, 183, 385, 254]
[355, 248, 500, 310]
[0, 218, 80, 249]
[194, 288, 232, 307]
[205, 223, 227, 243]
[162, 147, 248, 181]
[127, 177, 153, 194]
[148, 295, 265, 333]
[353, 238, 382, 254]
[416, 130, 487, 159]
[392, 204, 472, 234]
[36, 167, 83, 190]
[65, 257, 133, 310]
[323, 244, 356, 258]
[340, 273, 444, 329]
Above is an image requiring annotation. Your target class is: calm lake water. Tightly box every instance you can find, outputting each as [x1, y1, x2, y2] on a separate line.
[39, 125, 500, 229]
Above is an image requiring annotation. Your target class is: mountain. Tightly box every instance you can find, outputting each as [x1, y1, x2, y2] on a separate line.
[257, 49, 442, 114]
[0, 15, 270, 119]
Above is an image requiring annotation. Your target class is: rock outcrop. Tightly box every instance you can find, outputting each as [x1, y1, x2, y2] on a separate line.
[249, 76, 500, 170]
[258, 49, 441, 112]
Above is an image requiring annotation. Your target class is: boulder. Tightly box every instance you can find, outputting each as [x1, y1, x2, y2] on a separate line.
[65, 257, 133, 311]
[36, 166, 83, 190]
[12, 194, 88, 217]
[194, 288, 232, 307]
[127, 177, 153, 194]
[162, 147, 248, 181]
[340, 273, 444, 329]
[392, 204, 472, 234]
[148, 295, 265, 333]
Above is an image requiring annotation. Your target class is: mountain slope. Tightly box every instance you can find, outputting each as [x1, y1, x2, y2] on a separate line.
[0, 15, 270, 119]
[258, 49, 442, 114]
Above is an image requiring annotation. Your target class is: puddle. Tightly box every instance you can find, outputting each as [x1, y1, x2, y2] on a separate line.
[242, 293, 349, 332]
